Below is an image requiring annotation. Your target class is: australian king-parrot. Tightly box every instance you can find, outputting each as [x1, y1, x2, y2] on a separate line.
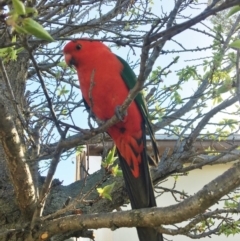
[63, 39, 163, 241]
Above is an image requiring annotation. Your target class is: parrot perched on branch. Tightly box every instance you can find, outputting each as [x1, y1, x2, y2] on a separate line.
[63, 39, 163, 241]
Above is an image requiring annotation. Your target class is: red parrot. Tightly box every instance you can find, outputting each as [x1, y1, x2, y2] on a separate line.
[63, 39, 163, 241]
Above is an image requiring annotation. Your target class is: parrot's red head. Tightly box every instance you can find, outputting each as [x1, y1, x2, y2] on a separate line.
[63, 39, 111, 68]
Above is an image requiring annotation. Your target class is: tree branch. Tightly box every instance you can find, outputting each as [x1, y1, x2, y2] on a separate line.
[35, 161, 240, 239]
[0, 95, 36, 219]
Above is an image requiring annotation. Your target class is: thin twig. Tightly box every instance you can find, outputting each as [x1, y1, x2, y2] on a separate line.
[26, 45, 64, 137]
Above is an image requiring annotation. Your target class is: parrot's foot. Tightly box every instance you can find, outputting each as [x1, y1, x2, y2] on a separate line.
[115, 106, 127, 121]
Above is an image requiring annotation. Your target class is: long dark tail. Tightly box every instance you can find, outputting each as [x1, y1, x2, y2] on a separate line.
[117, 132, 163, 241]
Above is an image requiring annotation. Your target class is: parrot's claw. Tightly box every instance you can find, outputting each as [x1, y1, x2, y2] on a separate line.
[115, 106, 127, 121]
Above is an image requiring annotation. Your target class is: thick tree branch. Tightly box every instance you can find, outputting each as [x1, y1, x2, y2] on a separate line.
[35, 161, 240, 239]
[0, 96, 36, 219]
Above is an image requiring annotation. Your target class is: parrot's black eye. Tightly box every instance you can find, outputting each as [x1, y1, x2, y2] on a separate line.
[76, 44, 82, 50]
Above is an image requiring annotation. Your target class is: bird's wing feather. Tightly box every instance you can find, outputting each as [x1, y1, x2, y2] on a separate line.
[116, 55, 159, 165]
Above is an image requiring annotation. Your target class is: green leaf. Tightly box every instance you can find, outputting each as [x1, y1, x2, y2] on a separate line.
[14, 24, 29, 34]
[177, 65, 197, 80]
[212, 91, 223, 105]
[224, 200, 238, 209]
[219, 220, 240, 237]
[0, 46, 18, 62]
[22, 18, 54, 41]
[227, 5, 240, 18]
[229, 40, 240, 49]
[97, 182, 116, 201]
[215, 81, 233, 95]
[12, 0, 26, 15]
[111, 165, 122, 177]
[171, 91, 182, 104]
[102, 146, 117, 168]
[57, 85, 69, 96]
[25, 7, 38, 17]
[173, 175, 179, 181]
[76, 145, 84, 154]
[58, 61, 68, 69]
[61, 109, 68, 115]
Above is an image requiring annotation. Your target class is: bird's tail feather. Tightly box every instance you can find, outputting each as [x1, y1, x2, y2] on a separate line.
[117, 125, 163, 241]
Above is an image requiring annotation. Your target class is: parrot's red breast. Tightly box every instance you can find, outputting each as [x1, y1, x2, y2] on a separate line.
[63, 40, 143, 178]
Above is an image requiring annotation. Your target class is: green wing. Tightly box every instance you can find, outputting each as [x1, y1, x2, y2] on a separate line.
[116, 55, 159, 165]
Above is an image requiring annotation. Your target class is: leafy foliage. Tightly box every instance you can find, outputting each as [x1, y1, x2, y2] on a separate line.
[6, 0, 53, 41]
[97, 182, 116, 201]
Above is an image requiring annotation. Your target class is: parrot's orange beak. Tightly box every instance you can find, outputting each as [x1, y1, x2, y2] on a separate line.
[64, 53, 76, 67]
